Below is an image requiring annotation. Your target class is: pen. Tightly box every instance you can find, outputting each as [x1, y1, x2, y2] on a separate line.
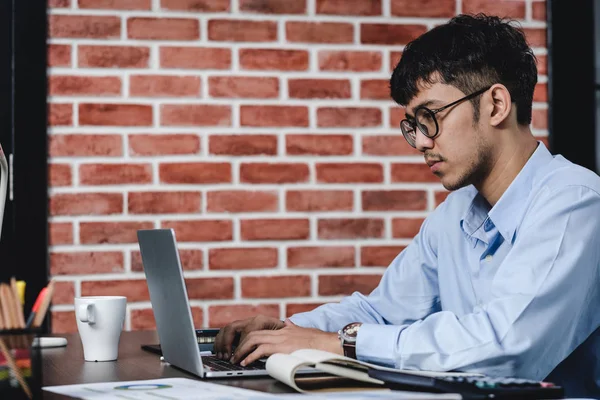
[25, 287, 47, 328]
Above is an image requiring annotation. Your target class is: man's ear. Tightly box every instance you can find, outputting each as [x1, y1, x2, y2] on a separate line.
[487, 84, 513, 127]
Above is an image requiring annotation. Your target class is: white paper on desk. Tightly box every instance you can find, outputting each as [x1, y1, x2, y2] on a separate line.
[284, 391, 461, 399]
[43, 377, 279, 400]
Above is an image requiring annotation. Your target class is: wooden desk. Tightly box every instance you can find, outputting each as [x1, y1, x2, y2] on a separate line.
[42, 330, 295, 399]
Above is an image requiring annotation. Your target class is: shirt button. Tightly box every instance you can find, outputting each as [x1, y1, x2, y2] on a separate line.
[485, 254, 493, 262]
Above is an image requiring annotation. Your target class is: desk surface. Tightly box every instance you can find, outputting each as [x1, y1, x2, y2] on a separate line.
[42, 330, 295, 399]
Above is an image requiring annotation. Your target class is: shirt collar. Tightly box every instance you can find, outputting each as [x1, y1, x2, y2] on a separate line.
[461, 141, 554, 242]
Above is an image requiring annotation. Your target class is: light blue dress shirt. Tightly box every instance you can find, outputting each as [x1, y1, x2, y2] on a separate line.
[290, 143, 600, 398]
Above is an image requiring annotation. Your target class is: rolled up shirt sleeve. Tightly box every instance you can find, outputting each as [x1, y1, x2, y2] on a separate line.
[355, 185, 600, 379]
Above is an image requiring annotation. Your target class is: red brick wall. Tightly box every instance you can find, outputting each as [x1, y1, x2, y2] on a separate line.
[47, 0, 548, 333]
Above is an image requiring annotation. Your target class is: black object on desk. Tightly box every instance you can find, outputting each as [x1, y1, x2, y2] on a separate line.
[368, 368, 564, 399]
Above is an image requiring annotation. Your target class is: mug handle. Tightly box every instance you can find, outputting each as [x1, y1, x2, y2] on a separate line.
[77, 303, 95, 324]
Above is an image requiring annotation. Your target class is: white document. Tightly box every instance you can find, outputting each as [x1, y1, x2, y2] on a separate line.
[43, 377, 279, 400]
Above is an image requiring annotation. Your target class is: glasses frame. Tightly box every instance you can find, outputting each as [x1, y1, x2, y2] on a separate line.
[400, 86, 492, 148]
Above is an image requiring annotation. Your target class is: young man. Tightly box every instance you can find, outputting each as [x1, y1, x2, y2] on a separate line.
[214, 14, 600, 397]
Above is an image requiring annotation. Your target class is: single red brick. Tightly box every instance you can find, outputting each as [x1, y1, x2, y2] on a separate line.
[186, 277, 234, 299]
[208, 304, 280, 327]
[532, 1, 546, 21]
[317, 107, 382, 127]
[209, 134, 277, 156]
[160, 47, 231, 69]
[79, 163, 153, 185]
[536, 54, 547, 76]
[52, 281, 75, 305]
[316, 163, 383, 183]
[286, 134, 353, 155]
[392, 218, 425, 238]
[131, 307, 203, 330]
[522, 28, 546, 48]
[49, 15, 121, 39]
[129, 134, 200, 156]
[240, 219, 310, 241]
[318, 274, 382, 296]
[79, 0, 151, 9]
[79, 45, 150, 68]
[286, 22, 353, 43]
[287, 246, 355, 268]
[49, 222, 74, 245]
[317, 218, 384, 239]
[240, 0, 306, 14]
[209, 248, 278, 270]
[161, 0, 230, 11]
[463, 0, 526, 19]
[128, 191, 201, 214]
[207, 190, 278, 213]
[241, 276, 311, 298]
[362, 190, 428, 211]
[49, 103, 73, 126]
[319, 51, 382, 72]
[82, 279, 149, 301]
[50, 193, 123, 216]
[49, 76, 122, 96]
[360, 79, 390, 100]
[361, 246, 405, 267]
[316, 0, 381, 15]
[50, 134, 122, 157]
[79, 103, 153, 126]
[208, 19, 277, 42]
[79, 221, 154, 244]
[391, 0, 454, 17]
[48, 44, 71, 67]
[286, 190, 353, 212]
[241, 105, 308, 127]
[50, 251, 124, 275]
[161, 220, 232, 242]
[129, 75, 201, 97]
[288, 79, 351, 99]
[239, 49, 309, 71]
[209, 76, 279, 98]
[240, 163, 309, 183]
[49, 164, 72, 187]
[362, 134, 419, 156]
[361, 23, 427, 45]
[159, 162, 231, 184]
[127, 17, 200, 40]
[533, 83, 547, 102]
[391, 163, 439, 183]
[161, 104, 231, 126]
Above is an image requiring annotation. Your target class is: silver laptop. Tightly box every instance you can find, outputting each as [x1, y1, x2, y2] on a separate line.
[137, 228, 318, 379]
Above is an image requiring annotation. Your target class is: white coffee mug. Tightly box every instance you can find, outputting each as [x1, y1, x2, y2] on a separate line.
[74, 296, 126, 362]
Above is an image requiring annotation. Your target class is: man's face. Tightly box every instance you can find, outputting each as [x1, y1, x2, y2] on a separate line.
[405, 82, 493, 191]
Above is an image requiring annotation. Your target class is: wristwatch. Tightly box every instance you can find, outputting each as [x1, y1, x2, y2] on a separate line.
[338, 322, 362, 359]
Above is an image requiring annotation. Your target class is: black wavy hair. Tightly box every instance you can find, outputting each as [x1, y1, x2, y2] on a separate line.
[390, 13, 538, 125]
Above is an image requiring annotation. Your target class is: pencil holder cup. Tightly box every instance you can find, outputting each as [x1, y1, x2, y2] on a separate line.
[0, 328, 43, 399]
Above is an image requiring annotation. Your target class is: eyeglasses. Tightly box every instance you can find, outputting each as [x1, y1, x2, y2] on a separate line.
[400, 86, 491, 148]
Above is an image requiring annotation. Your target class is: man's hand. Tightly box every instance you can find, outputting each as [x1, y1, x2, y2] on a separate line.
[213, 315, 285, 360]
[231, 321, 342, 366]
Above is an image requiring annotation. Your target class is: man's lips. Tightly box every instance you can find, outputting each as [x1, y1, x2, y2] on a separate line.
[426, 159, 442, 167]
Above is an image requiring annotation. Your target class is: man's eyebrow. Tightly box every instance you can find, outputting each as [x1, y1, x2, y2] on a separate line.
[409, 99, 439, 116]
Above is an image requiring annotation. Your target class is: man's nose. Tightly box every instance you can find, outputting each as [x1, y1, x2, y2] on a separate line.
[414, 130, 434, 152]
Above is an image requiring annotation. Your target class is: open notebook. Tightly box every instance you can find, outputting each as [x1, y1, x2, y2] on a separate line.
[266, 349, 482, 393]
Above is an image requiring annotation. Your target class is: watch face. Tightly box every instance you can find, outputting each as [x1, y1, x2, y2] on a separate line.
[340, 322, 362, 343]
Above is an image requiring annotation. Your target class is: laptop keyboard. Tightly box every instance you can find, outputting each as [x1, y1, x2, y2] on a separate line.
[203, 355, 266, 371]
